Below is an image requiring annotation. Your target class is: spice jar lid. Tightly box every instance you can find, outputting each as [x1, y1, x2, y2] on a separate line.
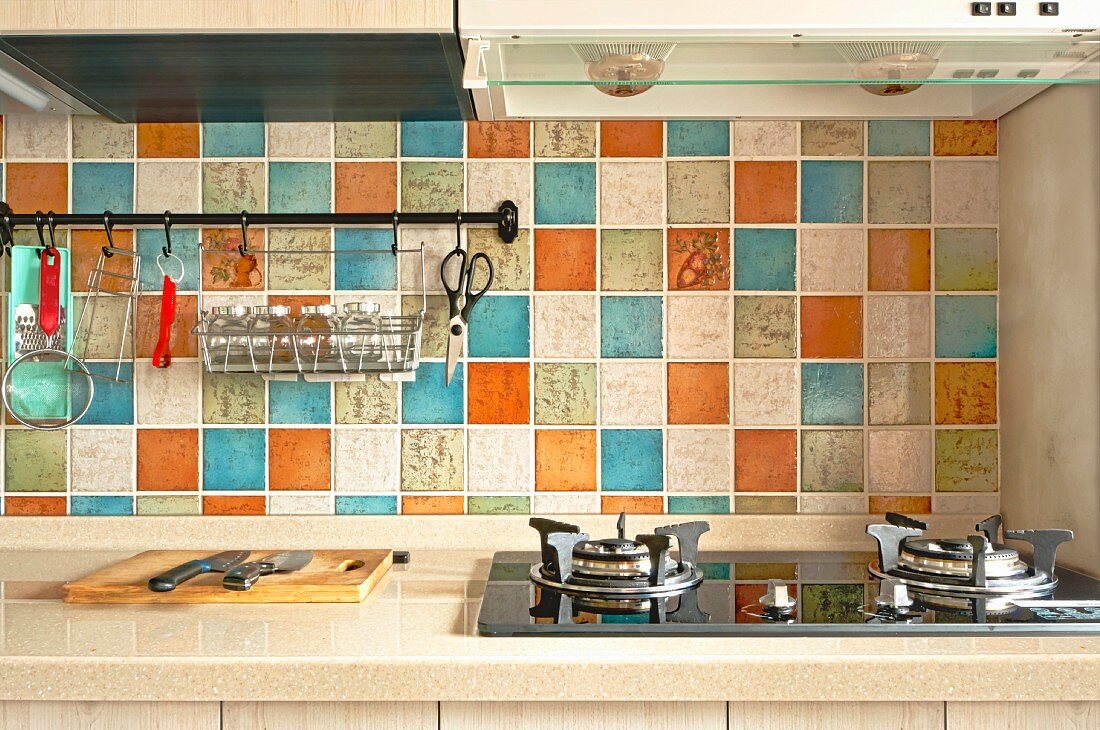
[211, 305, 250, 317]
[302, 304, 338, 315]
[344, 301, 381, 314]
[250, 305, 292, 316]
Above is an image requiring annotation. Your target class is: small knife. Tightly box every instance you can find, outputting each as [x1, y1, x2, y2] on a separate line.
[148, 550, 250, 592]
[223, 551, 313, 591]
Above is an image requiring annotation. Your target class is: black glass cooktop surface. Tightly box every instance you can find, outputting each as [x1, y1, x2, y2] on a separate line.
[478, 551, 1100, 637]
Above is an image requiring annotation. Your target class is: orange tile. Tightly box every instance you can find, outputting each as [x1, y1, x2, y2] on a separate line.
[535, 429, 597, 491]
[335, 162, 397, 213]
[535, 229, 597, 291]
[71, 228, 135, 293]
[733, 162, 797, 224]
[667, 362, 730, 425]
[868, 229, 930, 291]
[137, 429, 199, 491]
[201, 228, 265, 290]
[668, 228, 730, 291]
[800, 296, 863, 358]
[934, 120, 997, 157]
[402, 495, 465, 514]
[468, 362, 530, 424]
[269, 428, 332, 490]
[600, 121, 663, 157]
[735, 583, 798, 624]
[601, 495, 663, 514]
[468, 122, 530, 158]
[137, 123, 200, 157]
[734, 430, 797, 492]
[6, 162, 68, 215]
[869, 495, 932, 514]
[268, 294, 329, 318]
[935, 362, 997, 425]
[202, 495, 266, 515]
[4, 496, 66, 516]
[136, 293, 198, 358]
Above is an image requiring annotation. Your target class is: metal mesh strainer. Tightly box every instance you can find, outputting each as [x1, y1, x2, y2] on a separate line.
[2, 349, 94, 430]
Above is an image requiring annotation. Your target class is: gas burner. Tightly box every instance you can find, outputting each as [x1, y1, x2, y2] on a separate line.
[866, 513, 1074, 611]
[528, 513, 710, 606]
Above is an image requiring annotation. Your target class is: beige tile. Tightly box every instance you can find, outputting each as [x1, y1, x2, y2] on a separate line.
[733, 121, 798, 157]
[934, 160, 999, 225]
[202, 372, 265, 424]
[269, 494, 331, 514]
[868, 362, 931, 425]
[267, 228, 331, 290]
[800, 229, 864, 293]
[335, 122, 396, 158]
[136, 361, 201, 425]
[733, 362, 799, 425]
[736, 495, 797, 514]
[72, 116, 135, 159]
[136, 161, 201, 213]
[599, 361, 665, 426]
[868, 161, 931, 225]
[468, 428, 532, 492]
[72, 296, 133, 359]
[400, 227, 453, 293]
[533, 294, 598, 358]
[800, 494, 867, 514]
[70, 428, 133, 492]
[667, 161, 730, 224]
[267, 122, 332, 157]
[468, 228, 530, 292]
[667, 295, 731, 359]
[334, 429, 399, 492]
[334, 378, 398, 424]
[600, 229, 663, 291]
[467, 161, 532, 226]
[801, 429, 864, 492]
[802, 120, 864, 156]
[600, 161, 664, 226]
[869, 429, 932, 493]
[4, 114, 68, 158]
[933, 493, 1000, 514]
[535, 363, 597, 425]
[866, 295, 931, 358]
[533, 121, 596, 158]
[534, 493, 600, 513]
[667, 429, 731, 492]
[400, 428, 463, 491]
[734, 295, 797, 358]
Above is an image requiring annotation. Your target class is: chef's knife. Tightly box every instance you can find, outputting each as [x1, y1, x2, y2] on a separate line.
[223, 551, 314, 591]
[147, 550, 250, 592]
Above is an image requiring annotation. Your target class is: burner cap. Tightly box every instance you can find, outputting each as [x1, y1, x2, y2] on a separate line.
[903, 538, 1018, 563]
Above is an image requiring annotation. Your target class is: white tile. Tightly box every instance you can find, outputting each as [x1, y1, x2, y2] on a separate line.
[733, 362, 799, 425]
[136, 361, 201, 425]
[4, 114, 68, 158]
[71, 428, 133, 491]
[667, 295, 731, 359]
[136, 161, 200, 213]
[268, 494, 332, 514]
[267, 122, 332, 157]
[533, 294, 598, 358]
[334, 429, 400, 492]
[467, 161, 532, 226]
[534, 493, 600, 514]
[468, 428, 532, 492]
[800, 229, 864, 292]
[599, 362, 665, 426]
[600, 161, 664, 225]
[667, 429, 731, 492]
[868, 430, 932, 493]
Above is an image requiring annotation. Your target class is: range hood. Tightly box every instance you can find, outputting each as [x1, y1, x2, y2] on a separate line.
[459, 0, 1100, 119]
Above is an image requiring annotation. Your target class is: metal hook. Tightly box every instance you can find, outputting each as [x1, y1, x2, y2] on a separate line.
[34, 211, 46, 250]
[162, 210, 173, 257]
[102, 210, 115, 257]
[454, 210, 463, 253]
[391, 210, 400, 256]
[238, 210, 249, 257]
[46, 211, 58, 251]
[0, 214, 12, 256]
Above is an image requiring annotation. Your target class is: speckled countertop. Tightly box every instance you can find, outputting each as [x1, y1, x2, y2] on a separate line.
[1, 548, 1098, 702]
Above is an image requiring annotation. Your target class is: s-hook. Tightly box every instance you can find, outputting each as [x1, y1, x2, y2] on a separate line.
[46, 211, 58, 251]
[102, 211, 115, 257]
[238, 210, 250, 257]
[453, 210, 463, 253]
[162, 210, 173, 257]
[34, 211, 46, 250]
[0, 213, 12, 256]
[390, 210, 400, 256]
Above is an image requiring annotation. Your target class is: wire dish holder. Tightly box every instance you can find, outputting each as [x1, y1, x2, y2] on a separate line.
[193, 243, 427, 382]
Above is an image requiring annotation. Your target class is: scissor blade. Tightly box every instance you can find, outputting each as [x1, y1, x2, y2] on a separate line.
[445, 320, 464, 386]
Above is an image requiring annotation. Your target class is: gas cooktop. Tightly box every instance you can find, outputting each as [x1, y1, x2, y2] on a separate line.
[477, 514, 1100, 637]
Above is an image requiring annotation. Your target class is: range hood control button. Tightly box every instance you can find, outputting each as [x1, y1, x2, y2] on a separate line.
[971, 2, 993, 15]
[997, 2, 1016, 13]
[1039, 2, 1059, 14]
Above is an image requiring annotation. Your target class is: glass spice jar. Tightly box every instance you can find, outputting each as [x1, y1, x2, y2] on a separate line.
[341, 301, 383, 366]
[248, 305, 296, 368]
[206, 305, 252, 368]
[298, 304, 342, 371]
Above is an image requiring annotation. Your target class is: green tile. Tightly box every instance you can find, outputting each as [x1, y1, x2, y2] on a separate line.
[400, 428, 463, 491]
[401, 162, 463, 213]
[868, 362, 931, 425]
[202, 161, 265, 213]
[601, 229, 664, 291]
[935, 429, 998, 491]
[535, 363, 596, 425]
[868, 161, 931, 225]
[72, 117, 134, 159]
[5, 430, 67, 492]
[935, 228, 998, 291]
[469, 229, 530, 292]
[335, 122, 397, 158]
[136, 495, 200, 515]
[334, 379, 398, 424]
[734, 563, 798, 581]
[469, 496, 530, 514]
[268, 228, 331, 290]
[734, 296, 797, 358]
[403, 294, 449, 359]
[802, 121, 864, 156]
[667, 161, 730, 224]
[734, 495, 797, 514]
[202, 373, 265, 424]
[801, 583, 866, 624]
[801, 430, 864, 492]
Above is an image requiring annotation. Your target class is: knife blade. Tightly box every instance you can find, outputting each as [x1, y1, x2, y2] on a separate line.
[148, 550, 250, 592]
[223, 551, 314, 591]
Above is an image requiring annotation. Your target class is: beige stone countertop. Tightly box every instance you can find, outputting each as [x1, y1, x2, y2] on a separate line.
[1, 548, 1098, 703]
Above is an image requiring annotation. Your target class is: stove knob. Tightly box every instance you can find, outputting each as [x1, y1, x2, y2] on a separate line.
[760, 580, 797, 612]
[875, 578, 914, 611]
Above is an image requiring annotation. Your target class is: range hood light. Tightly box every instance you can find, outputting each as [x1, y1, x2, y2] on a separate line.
[838, 41, 944, 96]
[574, 42, 675, 97]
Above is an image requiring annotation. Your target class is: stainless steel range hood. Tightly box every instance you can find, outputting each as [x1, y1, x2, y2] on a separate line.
[459, 0, 1100, 119]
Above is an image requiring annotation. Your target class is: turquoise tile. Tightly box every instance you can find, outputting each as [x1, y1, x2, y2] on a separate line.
[469, 496, 530, 514]
[269, 379, 331, 424]
[203, 428, 266, 490]
[136, 228, 200, 291]
[734, 228, 796, 291]
[534, 162, 596, 225]
[269, 162, 331, 213]
[935, 295, 997, 358]
[401, 361, 464, 424]
[202, 123, 265, 157]
[72, 163, 134, 214]
[802, 363, 864, 425]
[336, 495, 397, 514]
[801, 161, 863, 223]
[601, 296, 663, 358]
[601, 429, 663, 491]
[400, 121, 464, 158]
[71, 496, 133, 516]
[81, 363, 134, 425]
[669, 495, 730, 514]
[868, 121, 930, 157]
[667, 121, 730, 157]
[469, 295, 530, 358]
[334, 229, 397, 290]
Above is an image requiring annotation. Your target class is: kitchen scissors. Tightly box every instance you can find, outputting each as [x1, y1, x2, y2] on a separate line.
[441, 247, 493, 386]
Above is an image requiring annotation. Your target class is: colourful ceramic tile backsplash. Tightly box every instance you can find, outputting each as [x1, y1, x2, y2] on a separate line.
[0, 117, 999, 516]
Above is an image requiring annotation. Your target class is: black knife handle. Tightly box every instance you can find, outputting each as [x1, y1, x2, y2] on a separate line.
[148, 560, 206, 592]
[223, 561, 273, 591]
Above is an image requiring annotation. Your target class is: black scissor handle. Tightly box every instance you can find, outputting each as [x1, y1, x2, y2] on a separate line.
[461, 251, 494, 320]
[440, 248, 467, 319]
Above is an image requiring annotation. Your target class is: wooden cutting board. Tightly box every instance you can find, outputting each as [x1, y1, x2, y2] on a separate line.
[63, 550, 392, 604]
